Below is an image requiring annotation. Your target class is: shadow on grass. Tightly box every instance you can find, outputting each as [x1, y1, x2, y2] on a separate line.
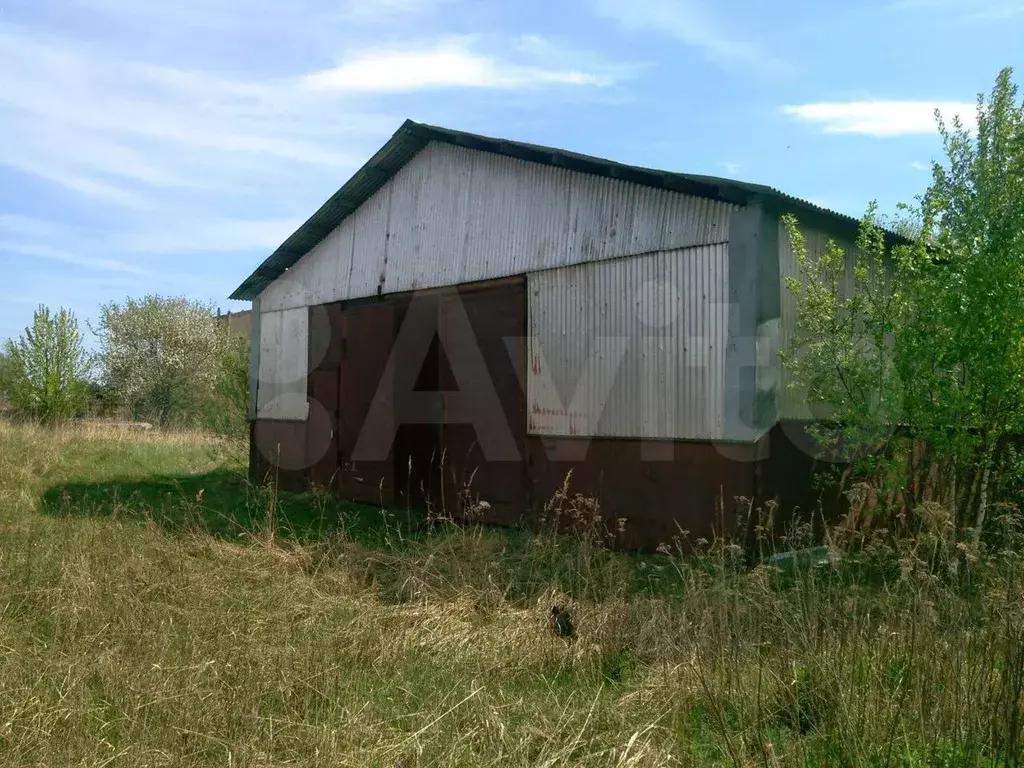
[40, 466, 691, 603]
[40, 467, 431, 548]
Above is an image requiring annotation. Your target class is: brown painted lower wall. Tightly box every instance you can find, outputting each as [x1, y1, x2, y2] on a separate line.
[251, 419, 310, 493]
[250, 417, 848, 551]
[754, 420, 850, 534]
[250, 416, 765, 550]
[527, 437, 759, 550]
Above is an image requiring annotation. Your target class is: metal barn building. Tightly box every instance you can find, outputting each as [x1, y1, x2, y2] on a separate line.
[230, 120, 864, 549]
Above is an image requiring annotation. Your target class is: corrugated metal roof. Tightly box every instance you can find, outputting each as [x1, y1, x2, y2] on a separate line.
[230, 119, 876, 301]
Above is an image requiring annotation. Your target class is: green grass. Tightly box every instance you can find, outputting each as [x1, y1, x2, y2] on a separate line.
[1, 421, 1023, 766]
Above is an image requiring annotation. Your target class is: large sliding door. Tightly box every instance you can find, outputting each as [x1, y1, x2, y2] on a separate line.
[338, 301, 396, 506]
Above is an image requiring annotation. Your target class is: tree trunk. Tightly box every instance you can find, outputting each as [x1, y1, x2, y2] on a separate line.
[972, 438, 998, 543]
[963, 466, 981, 531]
[948, 458, 958, 512]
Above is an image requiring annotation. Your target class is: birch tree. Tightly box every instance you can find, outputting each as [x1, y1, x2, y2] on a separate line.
[2, 306, 92, 422]
[784, 67, 1024, 538]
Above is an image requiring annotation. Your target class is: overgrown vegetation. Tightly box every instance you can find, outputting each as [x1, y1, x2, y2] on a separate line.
[94, 295, 250, 435]
[0, 305, 92, 421]
[2, 421, 1024, 766]
[0, 296, 249, 439]
[782, 67, 1024, 540]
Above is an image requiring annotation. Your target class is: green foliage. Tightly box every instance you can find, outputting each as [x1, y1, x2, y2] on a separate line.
[197, 328, 251, 441]
[1, 305, 91, 422]
[94, 295, 250, 436]
[783, 67, 1024, 536]
[597, 646, 635, 685]
[773, 663, 837, 734]
[0, 349, 15, 402]
[781, 202, 904, 458]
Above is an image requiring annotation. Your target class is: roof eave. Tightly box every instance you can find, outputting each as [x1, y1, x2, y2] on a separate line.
[229, 119, 428, 301]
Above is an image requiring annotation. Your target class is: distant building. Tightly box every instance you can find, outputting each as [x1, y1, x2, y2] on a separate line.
[217, 309, 252, 338]
[230, 120, 892, 549]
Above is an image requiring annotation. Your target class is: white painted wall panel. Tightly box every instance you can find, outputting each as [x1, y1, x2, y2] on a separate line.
[259, 142, 735, 312]
[304, 227, 346, 308]
[383, 139, 476, 293]
[256, 307, 309, 421]
[331, 223, 356, 302]
[259, 265, 311, 312]
[778, 222, 857, 420]
[348, 184, 391, 299]
[248, 297, 261, 420]
[527, 244, 730, 440]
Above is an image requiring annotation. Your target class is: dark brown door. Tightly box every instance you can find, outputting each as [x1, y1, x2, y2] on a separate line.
[307, 303, 344, 490]
[438, 281, 527, 525]
[391, 292, 445, 513]
[339, 301, 396, 506]
[307, 369, 339, 489]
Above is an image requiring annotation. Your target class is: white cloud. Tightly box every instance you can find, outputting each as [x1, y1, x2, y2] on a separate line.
[0, 25, 628, 210]
[0, 28, 374, 172]
[889, 0, 1024, 20]
[781, 100, 976, 136]
[972, 1, 1024, 19]
[0, 242, 151, 275]
[0, 5, 636, 340]
[909, 160, 931, 171]
[335, 0, 456, 23]
[111, 218, 304, 254]
[0, 215, 66, 239]
[593, 0, 789, 73]
[0, 212, 303, 269]
[2, 156, 154, 209]
[0, 215, 152, 274]
[0, 292, 43, 306]
[720, 161, 741, 176]
[302, 39, 619, 92]
[71, 0, 452, 30]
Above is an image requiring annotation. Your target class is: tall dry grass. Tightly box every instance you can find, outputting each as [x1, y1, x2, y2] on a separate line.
[1, 421, 1022, 766]
[1, 417, 228, 445]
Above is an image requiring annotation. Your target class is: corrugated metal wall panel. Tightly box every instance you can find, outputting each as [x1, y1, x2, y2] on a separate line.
[382, 143, 431, 293]
[309, 229, 342, 308]
[331, 223, 356, 302]
[259, 264, 310, 313]
[258, 226, 348, 312]
[256, 307, 309, 421]
[778, 222, 857, 420]
[348, 184, 392, 300]
[527, 244, 730, 440]
[259, 142, 735, 312]
[462, 152, 519, 278]
[427, 142, 474, 289]
[248, 297, 261, 421]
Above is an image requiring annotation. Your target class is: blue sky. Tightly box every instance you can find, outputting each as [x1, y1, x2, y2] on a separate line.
[1, 0, 1021, 344]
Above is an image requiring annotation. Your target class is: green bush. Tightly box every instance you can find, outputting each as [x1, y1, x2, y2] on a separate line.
[1, 305, 92, 422]
[94, 295, 250, 436]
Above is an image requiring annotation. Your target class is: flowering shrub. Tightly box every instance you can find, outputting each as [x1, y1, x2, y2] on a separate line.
[95, 295, 249, 435]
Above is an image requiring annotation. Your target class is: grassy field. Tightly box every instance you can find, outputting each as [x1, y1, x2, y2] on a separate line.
[1, 422, 1023, 766]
